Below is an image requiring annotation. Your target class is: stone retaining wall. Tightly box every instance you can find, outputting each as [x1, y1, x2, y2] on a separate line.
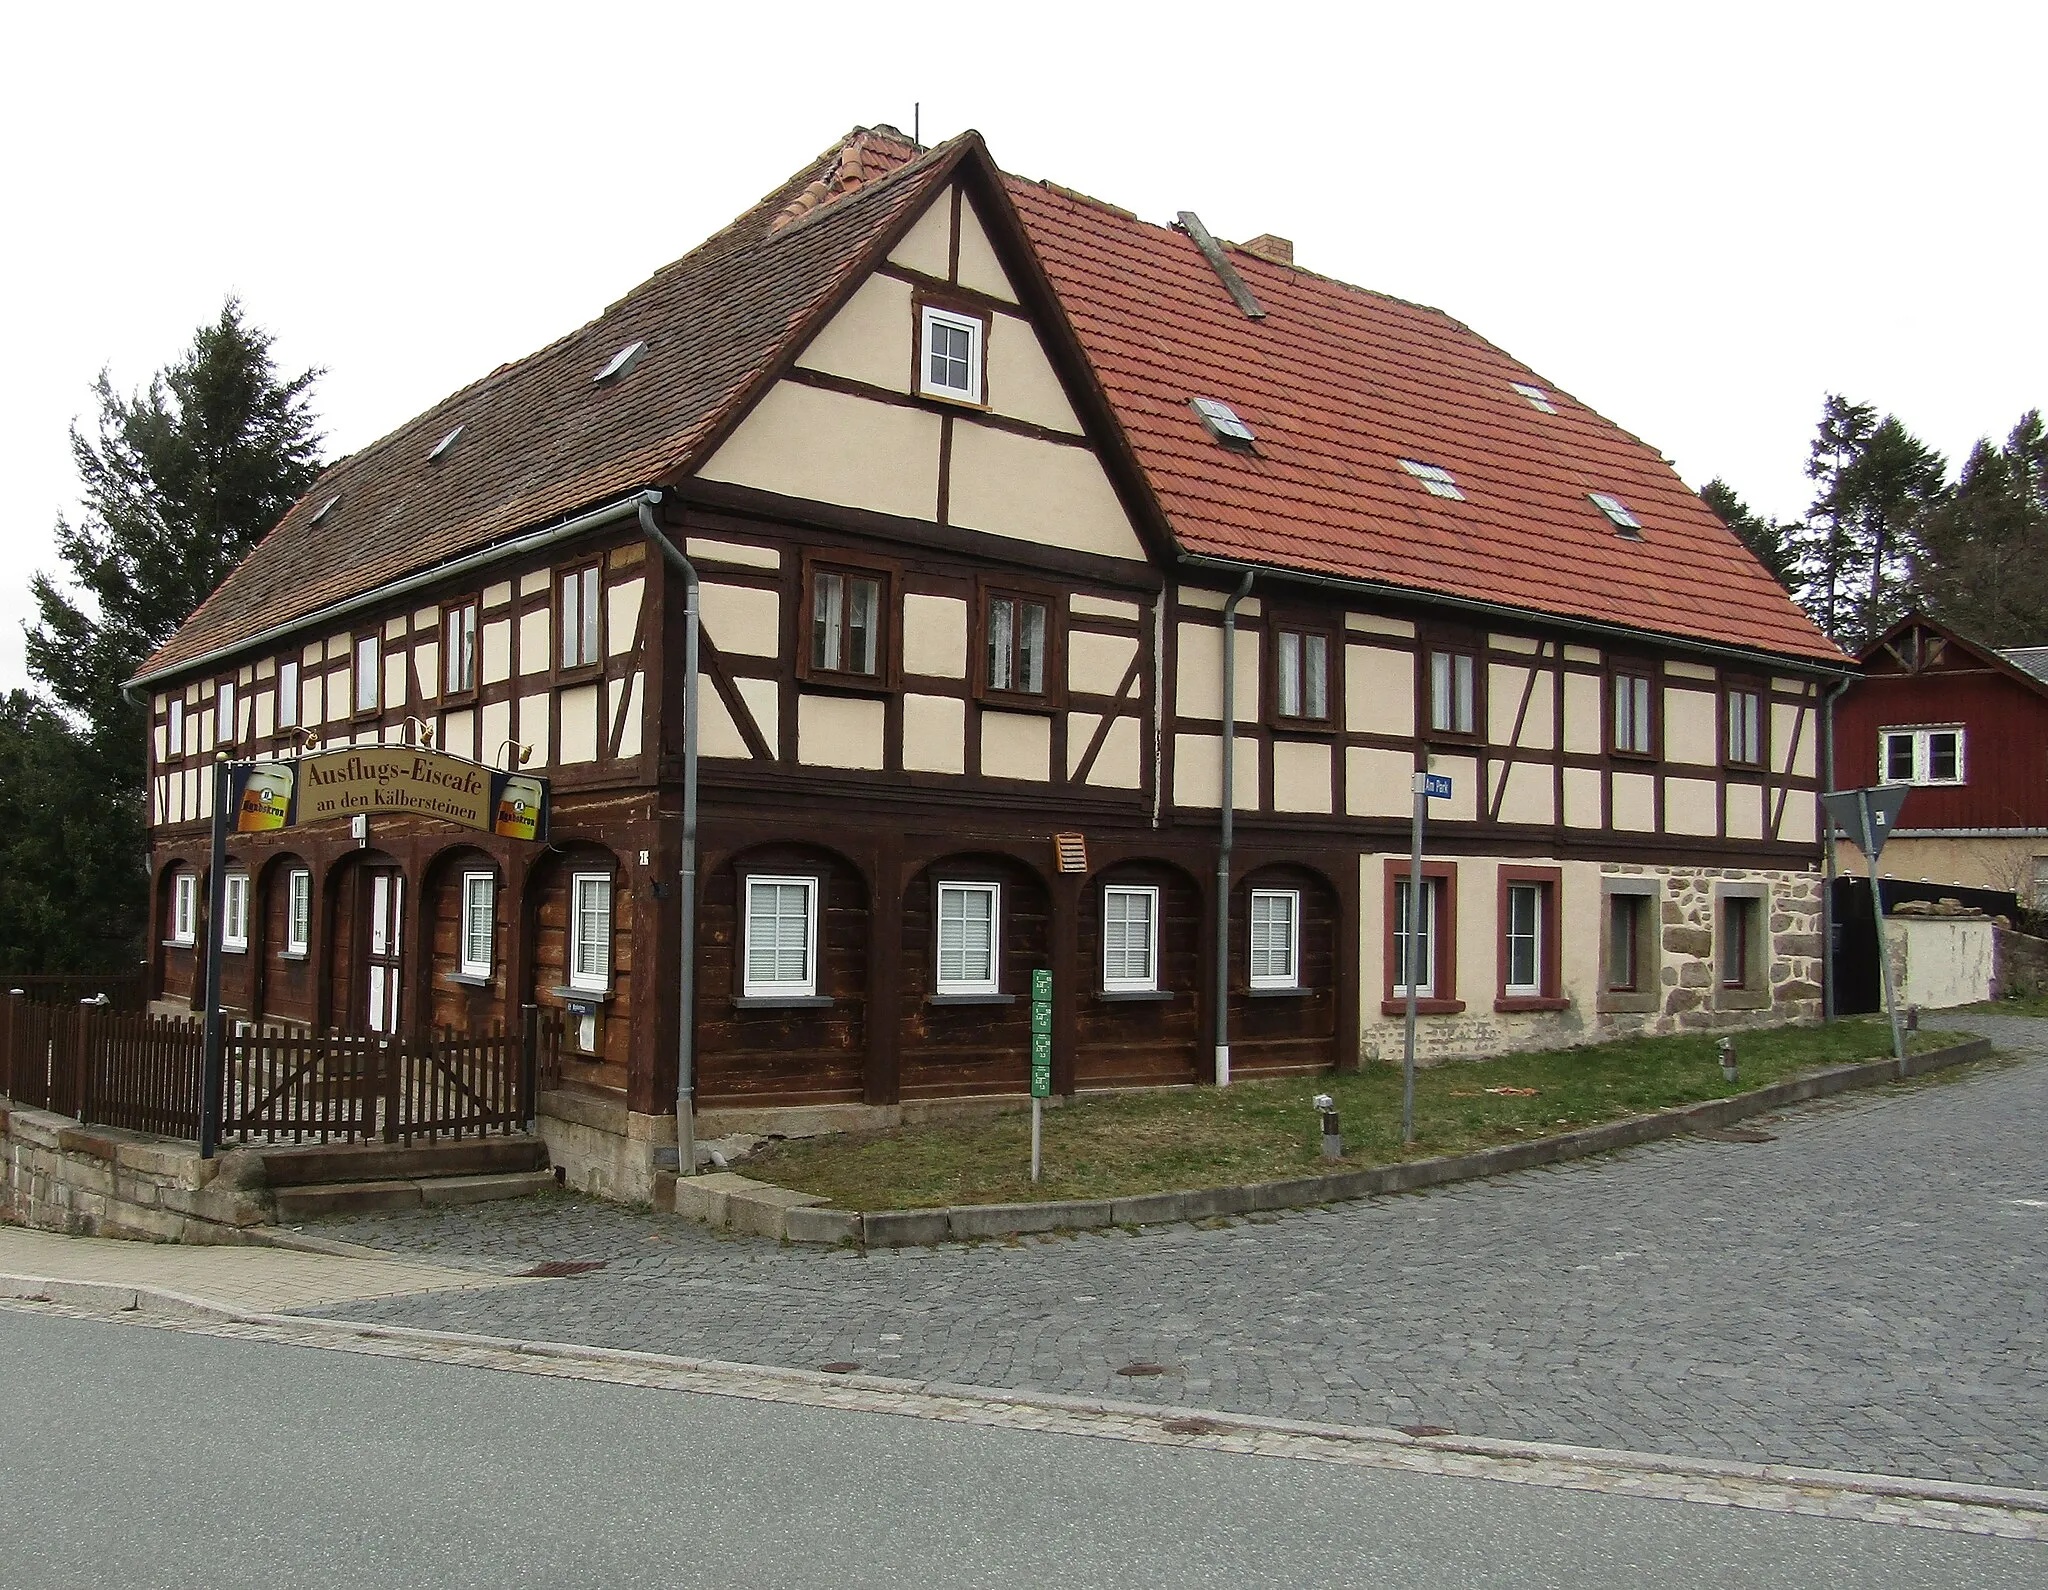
[0, 1102, 271, 1242]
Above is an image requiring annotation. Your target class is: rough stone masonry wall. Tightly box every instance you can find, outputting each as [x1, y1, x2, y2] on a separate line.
[1605, 863, 1824, 1037]
[0, 1103, 271, 1242]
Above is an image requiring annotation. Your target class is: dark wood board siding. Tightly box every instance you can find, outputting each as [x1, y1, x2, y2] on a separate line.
[326, 856, 375, 1034]
[425, 847, 509, 1036]
[695, 843, 869, 1107]
[1839, 660, 2048, 829]
[1074, 860, 1202, 1090]
[530, 847, 631, 1093]
[898, 854, 1050, 1099]
[1228, 863, 1341, 1076]
[260, 858, 314, 1025]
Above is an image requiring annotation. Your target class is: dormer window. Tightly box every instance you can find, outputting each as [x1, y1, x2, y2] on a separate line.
[918, 305, 985, 404]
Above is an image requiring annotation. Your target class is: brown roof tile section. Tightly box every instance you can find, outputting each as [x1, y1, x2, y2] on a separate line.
[139, 130, 953, 678]
[1005, 180, 1842, 664]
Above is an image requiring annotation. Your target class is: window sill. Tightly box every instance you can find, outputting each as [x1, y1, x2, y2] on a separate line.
[1610, 747, 1658, 763]
[550, 984, 612, 1003]
[444, 972, 493, 989]
[1269, 721, 1340, 739]
[554, 663, 603, 689]
[1246, 985, 1313, 999]
[220, 945, 248, 956]
[797, 673, 893, 697]
[916, 386, 990, 412]
[1716, 988, 1771, 1012]
[1098, 988, 1173, 1002]
[928, 992, 1016, 1006]
[733, 994, 833, 1010]
[1380, 998, 1466, 1017]
[976, 694, 1061, 716]
[279, 950, 309, 963]
[1494, 995, 1570, 1014]
[163, 939, 195, 950]
[1597, 991, 1660, 1015]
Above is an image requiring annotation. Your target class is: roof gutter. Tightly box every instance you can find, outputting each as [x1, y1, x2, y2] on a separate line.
[125, 489, 666, 692]
[1175, 553, 1854, 679]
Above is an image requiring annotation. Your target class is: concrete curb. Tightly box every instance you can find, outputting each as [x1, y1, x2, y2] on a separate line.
[675, 1035, 1995, 1246]
[6, 1281, 2044, 1524]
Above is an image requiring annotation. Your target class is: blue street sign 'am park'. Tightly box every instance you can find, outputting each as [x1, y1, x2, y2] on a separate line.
[1422, 773, 1453, 800]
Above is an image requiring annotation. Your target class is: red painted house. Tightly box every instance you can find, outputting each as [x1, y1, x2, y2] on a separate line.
[1836, 612, 2048, 902]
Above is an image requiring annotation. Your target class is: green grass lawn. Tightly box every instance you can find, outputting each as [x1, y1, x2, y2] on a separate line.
[741, 1018, 1973, 1211]
[1963, 993, 2048, 1018]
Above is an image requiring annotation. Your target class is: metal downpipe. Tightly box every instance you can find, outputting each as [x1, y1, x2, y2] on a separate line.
[1820, 675, 1852, 1022]
[1214, 570, 1254, 1087]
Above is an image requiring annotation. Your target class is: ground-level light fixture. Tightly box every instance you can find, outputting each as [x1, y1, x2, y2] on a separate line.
[1314, 1092, 1341, 1159]
[1718, 1037, 1737, 1084]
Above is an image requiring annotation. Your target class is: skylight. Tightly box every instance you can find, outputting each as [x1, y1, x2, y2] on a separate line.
[593, 340, 648, 384]
[1589, 492, 1643, 534]
[428, 424, 464, 462]
[308, 495, 340, 525]
[1400, 459, 1465, 501]
[1511, 382, 1558, 414]
[1191, 397, 1255, 446]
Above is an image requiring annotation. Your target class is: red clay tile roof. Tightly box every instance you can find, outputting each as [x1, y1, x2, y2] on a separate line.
[1004, 179, 1843, 665]
[136, 128, 958, 679]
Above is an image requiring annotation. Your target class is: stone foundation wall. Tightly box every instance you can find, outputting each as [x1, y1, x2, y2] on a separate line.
[0, 1102, 271, 1242]
[534, 1090, 674, 1205]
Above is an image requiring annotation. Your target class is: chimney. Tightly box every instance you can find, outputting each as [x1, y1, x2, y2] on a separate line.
[1242, 233, 1295, 266]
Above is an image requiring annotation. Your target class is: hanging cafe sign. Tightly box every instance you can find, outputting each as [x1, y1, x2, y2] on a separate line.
[228, 749, 551, 842]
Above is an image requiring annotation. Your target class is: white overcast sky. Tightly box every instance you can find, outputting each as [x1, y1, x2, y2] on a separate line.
[3, 1, 2043, 691]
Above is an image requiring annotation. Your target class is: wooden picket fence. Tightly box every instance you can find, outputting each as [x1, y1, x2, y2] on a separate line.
[0, 991, 559, 1148]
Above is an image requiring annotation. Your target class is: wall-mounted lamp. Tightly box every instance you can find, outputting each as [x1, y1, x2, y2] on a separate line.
[401, 715, 436, 749]
[293, 728, 323, 755]
[494, 739, 533, 770]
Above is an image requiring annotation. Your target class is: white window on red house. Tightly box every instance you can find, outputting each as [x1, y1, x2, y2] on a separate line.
[1880, 726, 1963, 786]
[1249, 889, 1300, 988]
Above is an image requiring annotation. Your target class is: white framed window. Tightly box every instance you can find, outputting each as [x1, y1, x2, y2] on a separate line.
[1880, 726, 1964, 786]
[1726, 685, 1763, 767]
[277, 660, 299, 730]
[171, 873, 197, 945]
[743, 875, 819, 999]
[1249, 889, 1300, 989]
[568, 871, 611, 992]
[1275, 631, 1330, 722]
[935, 882, 1001, 995]
[445, 601, 479, 693]
[1102, 884, 1160, 992]
[217, 681, 237, 745]
[560, 568, 600, 670]
[221, 873, 250, 952]
[1429, 650, 1476, 735]
[1392, 877, 1437, 998]
[1613, 669, 1655, 755]
[459, 872, 495, 978]
[809, 566, 884, 678]
[355, 635, 380, 715]
[1504, 883, 1542, 997]
[286, 868, 311, 955]
[984, 593, 1049, 697]
[167, 699, 185, 757]
[919, 305, 984, 403]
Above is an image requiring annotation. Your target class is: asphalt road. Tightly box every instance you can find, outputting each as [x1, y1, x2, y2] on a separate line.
[306, 1013, 2048, 1488]
[1, 1309, 2039, 1590]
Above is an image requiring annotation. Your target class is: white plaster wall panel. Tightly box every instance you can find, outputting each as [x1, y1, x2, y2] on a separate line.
[1498, 761, 1556, 826]
[518, 608, 550, 675]
[483, 581, 512, 609]
[732, 677, 776, 759]
[1086, 717, 1143, 789]
[1175, 623, 1258, 721]
[701, 380, 942, 522]
[1345, 611, 1414, 638]
[414, 639, 440, 701]
[481, 700, 511, 766]
[482, 619, 512, 685]
[412, 608, 438, 633]
[607, 577, 644, 657]
[1563, 766, 1603, 828]
[1347, 746, 1413, 817]
[185, 682, 201, 706]
[518, 692, 551, 768]
[302, 641, 323, 668]
[700, 582, 782, 659]
[1066, 713, 1100, 776]
[799, 693, 887, 770]
[1488, 664, 1532, 744]
[796, 272, 915, 393]
[617, 673, 644, 759]
[1777, 787, 1817, 844]
[1563, 644, 1601, 665]
[1071, 594, 1140, 622]
[1557, 858, 1607, 1005]
[955, 200, 1020, 302]
[1347, 645, 1415, 737]
[1430, 755, 1479, 822]
[1068, 629, 1138, 692]
[302, 676, 323, 728]
[197, 770, 212, 820]
[1663, 688, 1716, 765]
[685, 537, 781, 571]
[695, 676, 751, 760]
[558, 683, 601, 764]
[441, 708, 476, 763]
[1490, 634, 1539, 655]
[1726, 781, 1764, 841]
[1665, 659, 1716, 681]
[168, 775, 182, 825]
[887, 189, 953, 277]
[238, 663, 254, 686]
[985, 313, 1083, 434]
[382, 724, 406, 746]
[383, 651, 407, 709]
[324, 671, 349, 725]
[903, 693, 966, 774]
[1563, 672, 1603, 754]
[519, 570, 550, 597]
[1273, 740, 1334, 814]
[255, 691, 274, 740]
[981, 710, 1052, 782]
[1179, 588, 1261, 615]
[1612, 771, 1657, 831]
[1174, 732, 1257, 809]
[1665, 776, 1718, 836]
[383, 615, 407, 642]
[1773, 703, 1815, 776]
[949, 422, 1147, 560]
[902, 594, 968, 678]
[153, 723, 167, 763]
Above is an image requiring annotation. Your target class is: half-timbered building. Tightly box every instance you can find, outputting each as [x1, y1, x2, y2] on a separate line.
[134, 127, 1847, 1198]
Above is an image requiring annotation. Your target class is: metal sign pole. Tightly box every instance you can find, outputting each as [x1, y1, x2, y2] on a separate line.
[199, 756, 230, 1159]
[1029, 968, 1052, 1183]
[1858, 789, 1909, 1077]
[1403, 772, 1426, 1144]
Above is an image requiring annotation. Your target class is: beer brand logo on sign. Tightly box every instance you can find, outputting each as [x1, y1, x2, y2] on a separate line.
[228, 751, 550, 841]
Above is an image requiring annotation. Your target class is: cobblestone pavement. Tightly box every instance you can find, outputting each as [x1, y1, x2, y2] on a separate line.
[303, 1014, 2048, 1488]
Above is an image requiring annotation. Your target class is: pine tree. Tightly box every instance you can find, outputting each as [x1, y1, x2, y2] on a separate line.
[1842, 416, 1947, 641]
[1792, 394, 1878, 642]
[1700, 478, 1797, 590]
[14, 301, 323, 968]
[1915, 411, 2048, 645]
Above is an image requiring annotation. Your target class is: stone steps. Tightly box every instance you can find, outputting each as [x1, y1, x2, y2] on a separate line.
[272, 1169, 557, 1221]
[256, 1136, 548, 1188]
